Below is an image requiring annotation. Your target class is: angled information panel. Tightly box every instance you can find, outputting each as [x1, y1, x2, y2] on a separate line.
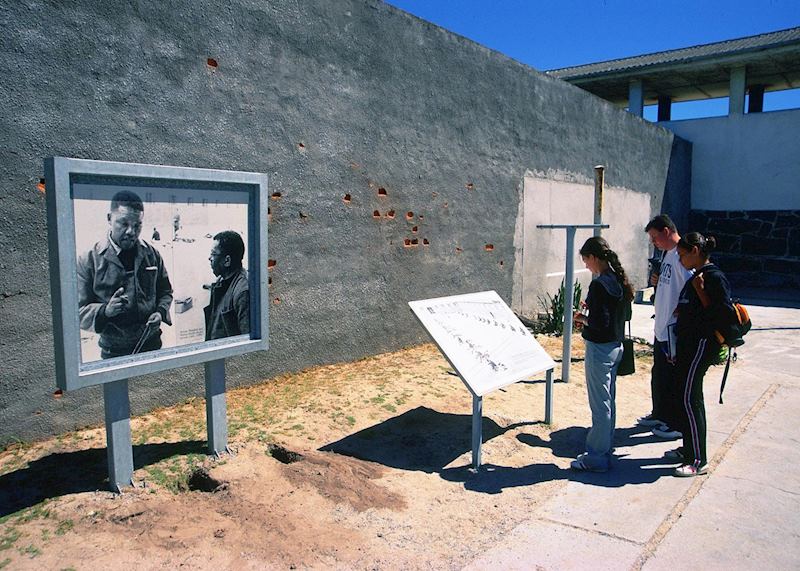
[409, 290, 555, 397]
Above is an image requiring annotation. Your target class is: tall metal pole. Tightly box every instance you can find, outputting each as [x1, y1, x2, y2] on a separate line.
[594, 165, 605, 238]
[562, 227, 576, 382]
[537, 224, 609, 383]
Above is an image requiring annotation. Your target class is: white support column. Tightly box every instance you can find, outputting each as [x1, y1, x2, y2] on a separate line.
[729, 66, 746, 115]
[628, 79, 644, 117]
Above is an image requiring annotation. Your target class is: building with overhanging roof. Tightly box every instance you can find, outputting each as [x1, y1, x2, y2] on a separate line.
[548, 28, 800, 296]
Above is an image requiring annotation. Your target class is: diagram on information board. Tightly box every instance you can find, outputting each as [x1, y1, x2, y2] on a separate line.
[410, 291, 555, 396]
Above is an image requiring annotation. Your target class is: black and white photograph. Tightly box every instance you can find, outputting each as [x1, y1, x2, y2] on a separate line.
[73, 182, 251, 363]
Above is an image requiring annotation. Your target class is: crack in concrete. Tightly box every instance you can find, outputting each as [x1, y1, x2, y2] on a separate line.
[537, 516, 643, 546]
[717, 475, 800, 498]
[630, 383, 780, 571]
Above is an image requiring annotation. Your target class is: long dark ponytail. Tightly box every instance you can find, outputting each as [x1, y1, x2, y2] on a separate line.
[579, 236, 635, 302]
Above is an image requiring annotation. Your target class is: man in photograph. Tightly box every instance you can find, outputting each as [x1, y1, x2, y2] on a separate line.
[205, 230, 250, 340]
[77, 190, 173, 359]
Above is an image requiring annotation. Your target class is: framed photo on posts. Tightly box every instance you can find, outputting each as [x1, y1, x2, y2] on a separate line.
[45, 157, 269, 391]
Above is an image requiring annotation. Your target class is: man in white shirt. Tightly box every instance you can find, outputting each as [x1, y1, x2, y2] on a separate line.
[638, 215, 693, 441]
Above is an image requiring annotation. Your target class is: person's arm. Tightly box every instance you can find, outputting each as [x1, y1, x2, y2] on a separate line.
[154, 252, 174, 326]
[235, 289, 250, 336]
[77, 251, 106, 332]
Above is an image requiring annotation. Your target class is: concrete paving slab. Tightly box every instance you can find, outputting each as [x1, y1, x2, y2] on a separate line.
[645, 385, 800, 570]
[463, 519, 641, 571]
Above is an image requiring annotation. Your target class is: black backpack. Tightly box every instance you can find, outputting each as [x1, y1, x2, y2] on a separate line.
[715, 300, 752, 404]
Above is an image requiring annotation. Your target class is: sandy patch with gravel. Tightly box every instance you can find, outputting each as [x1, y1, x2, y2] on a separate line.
[1, 335, 655, 570]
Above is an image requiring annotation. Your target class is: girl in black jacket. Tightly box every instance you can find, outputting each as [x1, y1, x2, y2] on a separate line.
[672, 233, 732, 477]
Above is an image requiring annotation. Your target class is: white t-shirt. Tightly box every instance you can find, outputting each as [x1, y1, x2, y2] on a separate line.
[654, 247, 693, 342]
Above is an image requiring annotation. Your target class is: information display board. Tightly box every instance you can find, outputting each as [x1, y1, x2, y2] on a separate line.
[45, 157, 269, 391]
[409, 290, 556, 397]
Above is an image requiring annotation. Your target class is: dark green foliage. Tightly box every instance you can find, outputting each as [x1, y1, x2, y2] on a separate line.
[537, 279, 582, 335]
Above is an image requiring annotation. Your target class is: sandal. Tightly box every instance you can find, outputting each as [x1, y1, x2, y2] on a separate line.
[570, 457, 608, 473]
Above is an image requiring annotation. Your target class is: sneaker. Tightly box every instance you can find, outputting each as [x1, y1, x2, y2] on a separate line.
[637, 414, 663, 427]
[652, 424, 682, 439]
[674, 463, 708, 477]
[570, 456, 608, 473]
[664, 447, 684, 461]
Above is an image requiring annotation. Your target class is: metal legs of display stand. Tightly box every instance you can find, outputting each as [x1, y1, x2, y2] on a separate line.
[205, 359, 228, 457]
[100, 362, 228, 492]
[471, 395, 483, 471]
[103, 379, 133, 493]
[471, 369, 555, 472]
[545, 368, 554, 424]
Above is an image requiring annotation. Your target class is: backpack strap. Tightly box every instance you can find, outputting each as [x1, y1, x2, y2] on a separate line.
[718, 348, 736, 404]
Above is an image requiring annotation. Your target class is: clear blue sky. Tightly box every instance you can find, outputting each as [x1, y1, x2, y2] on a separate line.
[384, 0, 800, 121]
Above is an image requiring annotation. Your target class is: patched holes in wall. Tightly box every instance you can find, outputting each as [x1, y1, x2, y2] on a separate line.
[377, 187, 387, 197]
[343, 194, 351, 204]
[206, 57, 218, 69]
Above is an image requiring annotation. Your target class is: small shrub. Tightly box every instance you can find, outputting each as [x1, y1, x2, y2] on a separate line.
[537, 279, 582, 335]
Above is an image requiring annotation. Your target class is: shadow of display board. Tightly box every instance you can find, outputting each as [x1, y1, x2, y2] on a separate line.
[45, 157, 269, 491]
[409, 290, 556, 470]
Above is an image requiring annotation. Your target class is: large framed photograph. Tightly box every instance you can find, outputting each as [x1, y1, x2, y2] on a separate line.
[45, 157, 269, 391]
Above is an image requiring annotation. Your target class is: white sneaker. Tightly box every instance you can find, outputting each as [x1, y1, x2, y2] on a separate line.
[652, 424, 682, 439]
[637, 414, 663, 427]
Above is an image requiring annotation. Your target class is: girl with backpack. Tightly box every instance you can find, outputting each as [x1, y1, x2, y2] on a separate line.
[671, 232, 733, 477]
[570, 237, 634, 472]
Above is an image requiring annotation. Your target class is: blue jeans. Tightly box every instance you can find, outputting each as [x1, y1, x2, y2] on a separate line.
[581, 340, 624, 470]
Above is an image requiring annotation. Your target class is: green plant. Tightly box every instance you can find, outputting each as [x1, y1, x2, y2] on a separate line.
[537, 279, 582, 335]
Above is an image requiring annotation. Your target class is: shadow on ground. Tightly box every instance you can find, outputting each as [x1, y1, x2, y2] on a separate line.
[320, 406, 539, 473]
[322, 407, 678, 494]
[0, 440, 206, 517]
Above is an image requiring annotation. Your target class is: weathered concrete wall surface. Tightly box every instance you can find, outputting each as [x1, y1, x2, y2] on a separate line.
[664, 110, 800, 211]
[0, 0, 685, 442]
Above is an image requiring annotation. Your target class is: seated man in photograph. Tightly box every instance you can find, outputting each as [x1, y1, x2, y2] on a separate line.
[205, 230, 250, 340]
[77, 190, 173, 359]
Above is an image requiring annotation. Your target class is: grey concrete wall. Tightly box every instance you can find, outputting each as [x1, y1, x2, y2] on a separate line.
[664, 110, 800, 211]
[0, 0, 685, 443]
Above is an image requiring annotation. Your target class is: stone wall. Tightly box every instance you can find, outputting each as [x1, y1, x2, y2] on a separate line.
[0, 0, 686, 442]
[689, 210, 800, 291]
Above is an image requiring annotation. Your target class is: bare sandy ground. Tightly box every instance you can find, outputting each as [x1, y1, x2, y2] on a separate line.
[0, 335, 654, 570]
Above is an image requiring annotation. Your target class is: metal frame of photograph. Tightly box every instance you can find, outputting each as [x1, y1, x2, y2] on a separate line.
[45, 157, 269, 391]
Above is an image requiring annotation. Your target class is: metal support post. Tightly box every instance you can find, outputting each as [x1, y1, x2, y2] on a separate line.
[562, 226, 576, 382]
[545, 368, 554, 424]
[205, 359, 228, 456]
[537, 223, 609, 383]
[471, 394, 483, 471]
[593, 165, 604, 238]
[103, 379, 133, 493]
